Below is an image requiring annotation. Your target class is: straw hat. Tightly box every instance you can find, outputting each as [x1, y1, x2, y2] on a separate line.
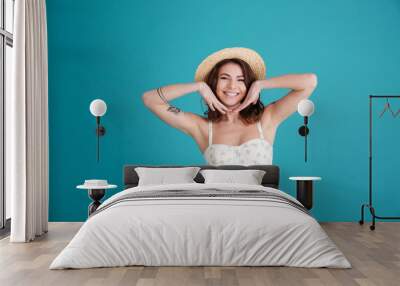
[194, 47, 266, 82]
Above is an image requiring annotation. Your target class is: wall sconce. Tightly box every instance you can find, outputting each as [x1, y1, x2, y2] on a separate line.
[89, 99, 107, 162]
[297, 99, 315, 162]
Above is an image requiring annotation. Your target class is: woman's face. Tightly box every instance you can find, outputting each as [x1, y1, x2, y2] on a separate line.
[215, 62, 247, 108]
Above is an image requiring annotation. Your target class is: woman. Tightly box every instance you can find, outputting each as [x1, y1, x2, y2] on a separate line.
[142, 47, 317, 166]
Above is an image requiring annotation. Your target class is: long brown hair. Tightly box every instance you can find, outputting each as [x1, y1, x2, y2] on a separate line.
[204, 58, 264, 125]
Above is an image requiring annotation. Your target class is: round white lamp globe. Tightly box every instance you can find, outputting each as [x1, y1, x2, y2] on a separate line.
[297, 99, 315, 117]
[90, 99, 107, 117]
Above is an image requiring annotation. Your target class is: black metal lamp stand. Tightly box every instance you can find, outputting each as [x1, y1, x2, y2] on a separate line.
[298, 116, 310, 162]
[96, 116, 106, 162]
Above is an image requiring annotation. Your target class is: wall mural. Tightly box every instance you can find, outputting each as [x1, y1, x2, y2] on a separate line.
[143, 47, 318, 165]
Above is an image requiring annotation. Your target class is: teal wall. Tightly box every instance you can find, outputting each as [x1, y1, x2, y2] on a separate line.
[47, 0, 400, 222]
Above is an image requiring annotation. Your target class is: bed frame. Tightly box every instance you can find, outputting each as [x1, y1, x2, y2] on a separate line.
[123, 165, 280, 189]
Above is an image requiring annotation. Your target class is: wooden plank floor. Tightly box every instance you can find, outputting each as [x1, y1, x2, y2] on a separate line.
[0, 222, 399, 286]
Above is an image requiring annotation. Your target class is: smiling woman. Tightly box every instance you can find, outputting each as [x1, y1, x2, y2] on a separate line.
[204, 58, 264, 125]
[142, 47, 317, 166]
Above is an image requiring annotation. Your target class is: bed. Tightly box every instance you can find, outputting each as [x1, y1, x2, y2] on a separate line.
[50, 165, 351, 269]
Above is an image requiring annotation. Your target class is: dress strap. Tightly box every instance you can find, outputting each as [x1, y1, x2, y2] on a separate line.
[208, 121, 213, 146]
[257, 121, 265, 139]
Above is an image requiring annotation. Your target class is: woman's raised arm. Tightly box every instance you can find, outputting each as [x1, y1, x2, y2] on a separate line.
[142, 82, 228, 136]
[262, 73, 318, 126]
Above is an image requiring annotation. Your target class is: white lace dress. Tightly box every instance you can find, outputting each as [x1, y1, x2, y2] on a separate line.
[203, 121, 273, 166]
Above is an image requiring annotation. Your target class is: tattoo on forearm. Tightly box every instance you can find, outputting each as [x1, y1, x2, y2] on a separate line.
[157, 87, 181, 114]
[167, 106, 181, 114]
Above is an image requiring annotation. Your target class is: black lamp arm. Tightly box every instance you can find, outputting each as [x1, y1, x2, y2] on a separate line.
[297, 116, 310, 162]
[96, 116, 106, 136]
[95, 116, 106, 163]
[298, 116, 309, 137]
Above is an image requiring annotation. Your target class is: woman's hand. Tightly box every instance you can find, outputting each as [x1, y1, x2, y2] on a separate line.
[232, 80, 262, 113]
[198, 82, 230, 114]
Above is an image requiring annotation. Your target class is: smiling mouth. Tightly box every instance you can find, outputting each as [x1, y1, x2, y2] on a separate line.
[223, 91, 240, 97]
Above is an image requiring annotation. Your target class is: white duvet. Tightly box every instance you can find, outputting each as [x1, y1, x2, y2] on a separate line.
[50, 183, 351, 269]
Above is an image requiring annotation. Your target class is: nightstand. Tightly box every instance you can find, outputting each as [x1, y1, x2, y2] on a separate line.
[289, 176, 321, 210]
[77, 180, 117, 216]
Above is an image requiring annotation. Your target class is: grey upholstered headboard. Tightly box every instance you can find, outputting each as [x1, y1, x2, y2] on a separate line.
[123, 165, 280, 189]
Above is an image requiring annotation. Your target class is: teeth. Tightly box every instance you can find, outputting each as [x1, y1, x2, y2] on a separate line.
[224, 92, 239, 97]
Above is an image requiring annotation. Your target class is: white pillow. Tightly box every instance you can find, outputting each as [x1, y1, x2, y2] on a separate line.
[200, 169, 266, 185]
[135, 167, 201, 186]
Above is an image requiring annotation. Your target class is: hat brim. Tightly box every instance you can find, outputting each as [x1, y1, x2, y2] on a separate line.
[194, 47, 266, 82]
